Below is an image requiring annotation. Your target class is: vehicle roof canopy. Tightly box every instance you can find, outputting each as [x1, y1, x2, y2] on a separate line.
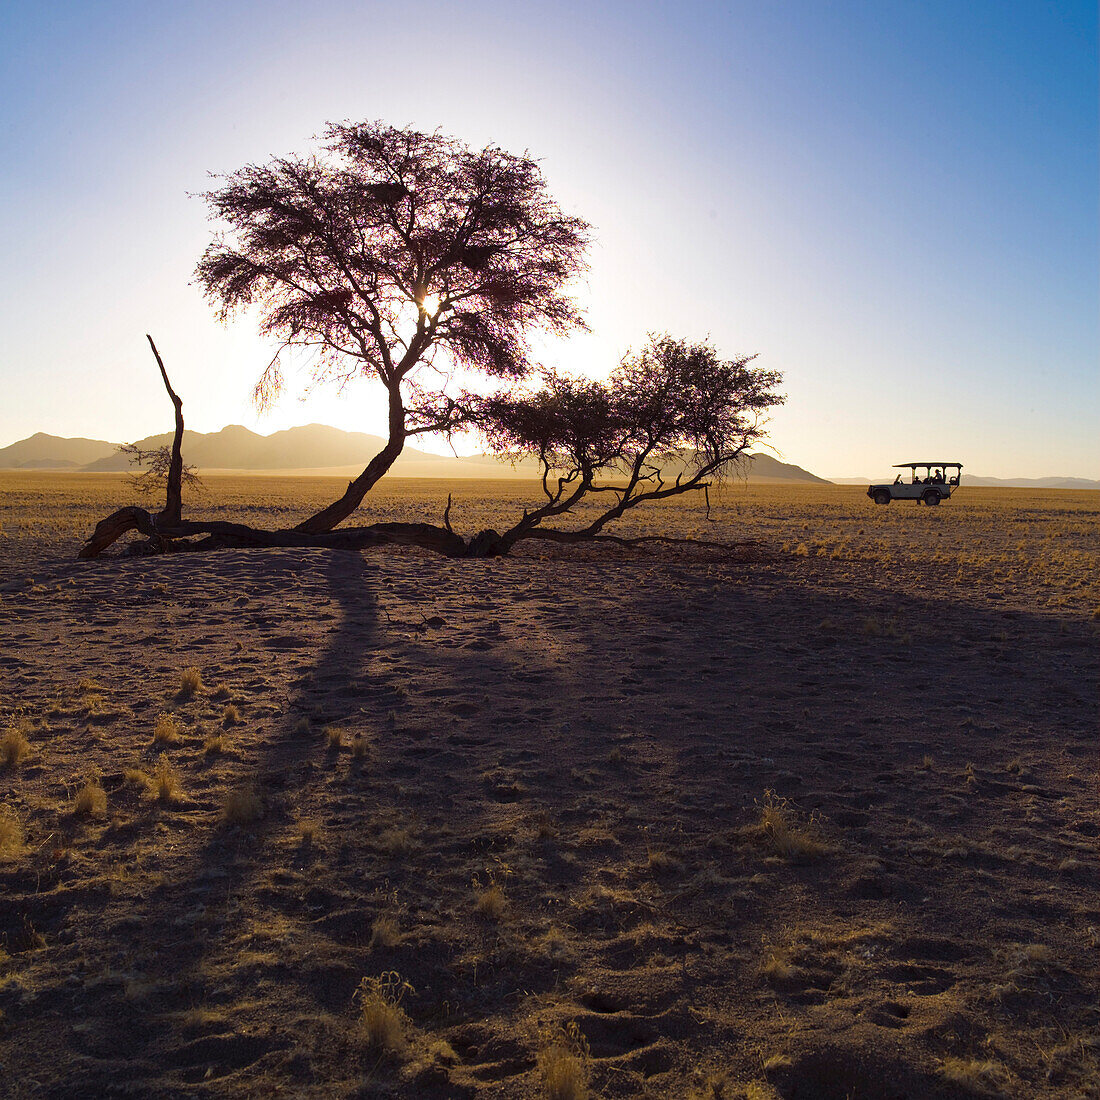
[893, 462, 963, 468]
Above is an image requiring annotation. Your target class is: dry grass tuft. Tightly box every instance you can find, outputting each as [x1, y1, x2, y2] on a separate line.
[223, 784, 263, 825]
[475, 882, 507, 920]
[377, 826, 418, 856]
[940, 1057, 1009, 1094]
[293, 717, 311, 738]
[73, 777, 107, 817]
[351, 734, 368, 761]
[356, 971, 413, 1055]
[757, 791, 827, 861]
[221, 704, 241, 727]
[210, 682, 232, 700]
[153, 754, 181, 803]
[178, 666, 203, 698]
[0, 811, 25, 860]
[537, 1021, 590, 1100]
[153, 713, 182, 746]
[369, 915, 402, 949]
[646, 847, 684, 875]
[325, 725, 344, 751]
[203, 730, 225, 755]
[761, 945, 798, 984]
[1, 720, 31, 769]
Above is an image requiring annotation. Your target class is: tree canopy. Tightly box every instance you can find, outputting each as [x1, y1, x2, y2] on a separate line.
[197, 121, 590, 406]
[460, 335, 784, 554]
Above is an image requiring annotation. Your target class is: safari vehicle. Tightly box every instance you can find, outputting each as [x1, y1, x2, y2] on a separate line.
[868, 462, 962, 506]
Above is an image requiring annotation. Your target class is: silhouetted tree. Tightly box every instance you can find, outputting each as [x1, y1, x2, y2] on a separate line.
[455, 335, 784, 556]
[196, 121, 589, 533]
[79, 124, 784, 561]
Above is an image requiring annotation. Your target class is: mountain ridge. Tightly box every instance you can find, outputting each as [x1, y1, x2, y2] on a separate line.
[0, 425, 828, 483]
[3, 426, 1095, 487]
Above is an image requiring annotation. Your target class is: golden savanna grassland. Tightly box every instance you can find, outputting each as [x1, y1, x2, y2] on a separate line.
[1, 472, 1097, 1098]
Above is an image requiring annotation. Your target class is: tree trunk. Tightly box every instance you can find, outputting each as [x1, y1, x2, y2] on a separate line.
[148, 335, 184, 526]
[294, 382, 406, 534]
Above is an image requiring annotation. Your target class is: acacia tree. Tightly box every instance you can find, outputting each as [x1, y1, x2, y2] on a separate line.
[198, 121, 590, 534]
[455, 335, 784, 556]
[80, 122, 783, 560]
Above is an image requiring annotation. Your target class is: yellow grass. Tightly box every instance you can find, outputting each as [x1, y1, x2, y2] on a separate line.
[222, 784, 263, 825]
[1, 720, 31, 768]
[0, 811, 24, 860]
[756, 790, 827, 860]
[153, 713, 182, 746]
[73, 777, 108, 817]
[475, 883, 507, 920]
[356, 972, 413, 1055]
[537, 1022, 590, 1100]
[178, 666, 203, 697]
[152, 754, 181, 803]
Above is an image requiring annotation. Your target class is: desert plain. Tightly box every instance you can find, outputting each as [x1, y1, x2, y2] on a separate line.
[0, 472, 1097, 1099]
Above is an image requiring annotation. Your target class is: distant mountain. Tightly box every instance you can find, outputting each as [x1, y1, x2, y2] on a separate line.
[0, 432, 116, 469]
[831, 475, 1100, 490]
[960, 475, 1100, 490]
[79, 424, 421, 472]
[1, 425, 832, 483]
[733, 452, 830, 484]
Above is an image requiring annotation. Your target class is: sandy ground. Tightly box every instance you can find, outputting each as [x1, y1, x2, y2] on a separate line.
[0, 475, 1097, 1099]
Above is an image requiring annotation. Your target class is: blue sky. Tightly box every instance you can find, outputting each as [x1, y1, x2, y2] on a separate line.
[1, 0, 1096, 476]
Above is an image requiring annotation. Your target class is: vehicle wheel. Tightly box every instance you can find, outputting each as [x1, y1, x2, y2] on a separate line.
[873, 490, 891, 505]
[923, 491, 941, 506]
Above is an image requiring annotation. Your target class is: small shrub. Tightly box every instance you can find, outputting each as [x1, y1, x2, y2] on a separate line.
[210, 682, 232, 700]
[73, 777, 107, 817]
[1, 721, 31, 768]
[153, 713, 182, 746]
[537, 1022, 590, 1100]
[222, 704, 241, 727]
[178, 666, 203, 698]
[223, 784, 262, 825]
[325, 725, 344, 751]
[356, 971, 413, 1055]
[203, 731, 225, 755]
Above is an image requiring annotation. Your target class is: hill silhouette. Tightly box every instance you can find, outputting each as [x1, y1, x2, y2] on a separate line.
[0, 425, 829, 482]
[0, 432, 117, 469]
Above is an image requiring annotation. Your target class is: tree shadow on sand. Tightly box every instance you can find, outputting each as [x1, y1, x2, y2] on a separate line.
[5, 546, 1096, 1098]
